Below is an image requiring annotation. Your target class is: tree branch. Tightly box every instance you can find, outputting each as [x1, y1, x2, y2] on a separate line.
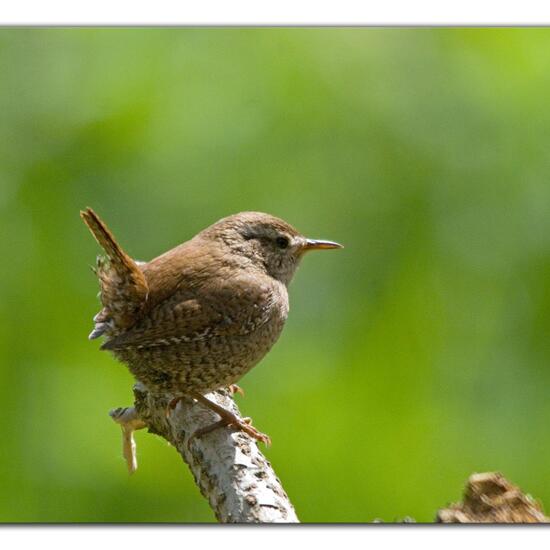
[109, 390, 547, 524]
[110, 383, 299, 523]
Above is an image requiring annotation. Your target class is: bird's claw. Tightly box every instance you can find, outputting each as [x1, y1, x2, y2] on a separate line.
[183, 391, 271, 448]
[241, 423, 271, 447]
[228, 384, 245, 396]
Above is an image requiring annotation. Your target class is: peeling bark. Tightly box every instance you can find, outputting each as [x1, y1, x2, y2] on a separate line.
[110, 384, 299, 523]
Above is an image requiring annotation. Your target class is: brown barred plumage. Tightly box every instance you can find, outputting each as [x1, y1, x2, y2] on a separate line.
[82, 207, 342, 444]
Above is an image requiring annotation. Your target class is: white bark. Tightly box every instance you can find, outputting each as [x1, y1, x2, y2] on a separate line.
[110, 384, 299, 523]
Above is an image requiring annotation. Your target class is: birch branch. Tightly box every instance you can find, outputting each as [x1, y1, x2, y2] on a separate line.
[110, 383, 299, 523]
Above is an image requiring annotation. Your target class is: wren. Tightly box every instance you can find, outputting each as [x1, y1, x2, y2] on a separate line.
[81, 208, 342, 444]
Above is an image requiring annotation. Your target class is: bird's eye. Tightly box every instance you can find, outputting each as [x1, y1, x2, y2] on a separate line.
[275, 236, 289, 249]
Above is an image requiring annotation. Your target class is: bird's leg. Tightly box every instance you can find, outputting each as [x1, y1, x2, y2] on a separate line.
[168, 385, 243, 416]
[187, 419, 228, 445]
[188, 391, 271, 447]
[228, 384, 245, 396]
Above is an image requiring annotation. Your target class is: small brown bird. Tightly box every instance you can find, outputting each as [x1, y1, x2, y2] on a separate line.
[81, 208, 342, 444]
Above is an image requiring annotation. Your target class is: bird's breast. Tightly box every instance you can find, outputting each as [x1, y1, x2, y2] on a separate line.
[222, 278, 289, 343]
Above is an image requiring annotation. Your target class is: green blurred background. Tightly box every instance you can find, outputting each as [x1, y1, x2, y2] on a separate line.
[1, 27, 550, 523]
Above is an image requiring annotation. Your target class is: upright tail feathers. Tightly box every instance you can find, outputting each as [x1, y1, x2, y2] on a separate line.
[81, 207, 137, 274]
[81, 207, 148, 333]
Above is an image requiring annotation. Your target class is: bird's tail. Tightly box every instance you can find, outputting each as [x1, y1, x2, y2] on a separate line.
[81, 207, 148, 332]
[80, 207, 136, 274]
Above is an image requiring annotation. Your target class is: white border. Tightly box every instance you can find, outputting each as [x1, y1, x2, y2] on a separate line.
[1, 3, 549, 546]
[1, 0, 550, 25]
[1, 525, 547, 550]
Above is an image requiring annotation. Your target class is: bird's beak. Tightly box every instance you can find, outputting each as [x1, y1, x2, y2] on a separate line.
[302, 239, 344, 251]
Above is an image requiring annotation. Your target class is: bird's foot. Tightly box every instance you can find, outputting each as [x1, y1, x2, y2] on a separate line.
[228, 384, 245, 396]
[188, 391, 271, 447]
[239, 416, 271, 445]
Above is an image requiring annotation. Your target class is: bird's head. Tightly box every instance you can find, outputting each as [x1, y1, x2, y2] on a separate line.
[199, 212, 343, 285]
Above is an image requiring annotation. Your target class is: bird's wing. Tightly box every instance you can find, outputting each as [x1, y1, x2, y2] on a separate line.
[101, 275, 280, 351]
